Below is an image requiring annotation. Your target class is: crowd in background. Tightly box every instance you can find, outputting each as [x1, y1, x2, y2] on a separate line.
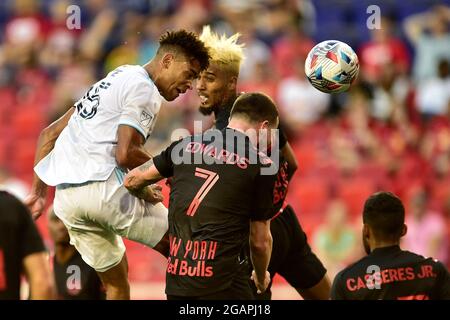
[0, 0, 449, 294]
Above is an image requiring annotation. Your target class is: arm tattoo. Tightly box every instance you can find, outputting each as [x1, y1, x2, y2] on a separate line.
[138, 158, 154, 173]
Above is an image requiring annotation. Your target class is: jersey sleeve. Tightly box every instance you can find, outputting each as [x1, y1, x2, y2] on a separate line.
[331, 271, 347, 300]
[433, 261, 450, 300]
[19, 203, 46, 259]
[250, 168, 277, 221]
[153, 140, 183, 178]
[119, 78, 160, 140]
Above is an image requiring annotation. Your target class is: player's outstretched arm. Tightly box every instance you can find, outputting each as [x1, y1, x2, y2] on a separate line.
[25, 107, 75, 220]
[249, 219, 272, 294]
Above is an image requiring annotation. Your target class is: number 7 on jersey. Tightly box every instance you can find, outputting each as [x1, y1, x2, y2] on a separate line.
[187, 168, 219, 217]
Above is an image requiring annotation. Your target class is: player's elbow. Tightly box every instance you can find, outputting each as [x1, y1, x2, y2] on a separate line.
[40, 125, 59, 143]
[115, 146, 133, 169]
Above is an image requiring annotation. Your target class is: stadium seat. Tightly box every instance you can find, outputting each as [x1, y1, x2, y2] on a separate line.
[288, 176, 330, 218]
[431, 179, 450, 211]
[292, 143, 319, 173]
[336, 178, 376, 217]
[10, 139, 37, 179]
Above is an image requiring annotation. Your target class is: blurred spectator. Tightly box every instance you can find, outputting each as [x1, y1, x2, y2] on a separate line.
[138, 15, 169, 65]
[313, 200, 357, 279]
[5, 0, 48, 46]
[444, 197, 450, 268]
[419, 109, 450, 184]
[239, 59, 278, 101]
[271, 15, 315, 79]
[358, 16, 410, 84]
[38, 0, 81, 77]
[49, 61, 96, 121]
[404, 5, 450, 82]
[403, 189, 448, 263]
[370, 62, 410, 122]
[328, 88, 378, 176]
[104, 31, 141, 72]
[171, 0, 208, 31]
[277, 57, 330, 131]
[416, 59, 450, 118]
[0, 166, 29, 201]
[238, 25, 272, 81]
[2, 0, 46, 73]
[78, 7, 117, 62]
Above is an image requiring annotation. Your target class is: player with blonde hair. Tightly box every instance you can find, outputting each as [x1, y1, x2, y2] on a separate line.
[196, 25, 331, 300]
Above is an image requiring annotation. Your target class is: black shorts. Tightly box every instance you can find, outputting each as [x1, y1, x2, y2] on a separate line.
[252, 205, 327, 299]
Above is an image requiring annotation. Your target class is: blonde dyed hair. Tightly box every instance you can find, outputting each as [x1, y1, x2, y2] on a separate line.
[199, 25, 244, 75]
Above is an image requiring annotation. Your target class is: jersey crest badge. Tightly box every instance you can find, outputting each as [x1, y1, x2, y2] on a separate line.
[140, 111, 153, 127]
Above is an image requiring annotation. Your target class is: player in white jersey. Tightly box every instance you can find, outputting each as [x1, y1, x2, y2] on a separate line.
[24, 30, 210, 299]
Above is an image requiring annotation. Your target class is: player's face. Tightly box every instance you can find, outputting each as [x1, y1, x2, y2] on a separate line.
[196, 63, 235, 115]
[162, 55, 201, 101]
[48, 215, 70, 245]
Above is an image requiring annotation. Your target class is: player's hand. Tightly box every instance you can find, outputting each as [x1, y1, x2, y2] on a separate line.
[251, 270, 271, 294]
[146, 184, 164, 204]
[24, 194, 46, 220]
[128, 184, 164, 204]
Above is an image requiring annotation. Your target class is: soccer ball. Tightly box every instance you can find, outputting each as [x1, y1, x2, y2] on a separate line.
[305, 40, 359, 94]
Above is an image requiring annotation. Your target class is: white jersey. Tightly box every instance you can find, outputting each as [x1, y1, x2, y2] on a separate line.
[35, 65, 163, 186]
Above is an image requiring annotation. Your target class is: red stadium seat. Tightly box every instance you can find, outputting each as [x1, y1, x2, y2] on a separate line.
[292, 143, 319, 173]
[336, 178, 376, 217]
[10, 139, 37, 179]
[0, 139, 10, 167]
[127, 248, 166, 282]
[431, 179, 450, 211]
[11, 106, 46, 138]
[288, 176, 329, 217]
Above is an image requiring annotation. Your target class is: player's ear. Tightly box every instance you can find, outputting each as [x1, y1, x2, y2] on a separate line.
[228, 75, 237, 91]
[362, 224, 370, 239]
[161, 53, 174, 69]
[259, 120, 270, 130]
[400, 224, 407, 237]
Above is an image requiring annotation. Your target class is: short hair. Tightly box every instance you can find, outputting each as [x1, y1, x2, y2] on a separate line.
[199, 25, 244, 75]
[158, 29, 210, 71]
[230, 92, 279, 126]
[363, 192, 405, 240]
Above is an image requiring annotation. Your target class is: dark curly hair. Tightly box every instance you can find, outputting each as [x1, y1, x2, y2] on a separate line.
[158, 30, 210, 71]
[363, 191, 405, 240]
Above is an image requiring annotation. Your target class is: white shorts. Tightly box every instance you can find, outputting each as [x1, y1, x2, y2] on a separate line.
[53, 169, 168, 272]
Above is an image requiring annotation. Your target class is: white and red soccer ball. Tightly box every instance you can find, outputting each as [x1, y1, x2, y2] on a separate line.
[305, 40, 359, 94]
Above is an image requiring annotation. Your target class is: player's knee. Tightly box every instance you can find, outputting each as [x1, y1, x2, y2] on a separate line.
[97, 257, 129, 286]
